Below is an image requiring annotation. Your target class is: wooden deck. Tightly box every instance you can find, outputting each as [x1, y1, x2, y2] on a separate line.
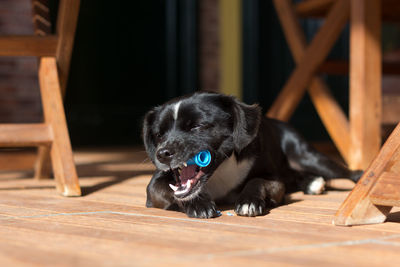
[1, 147, 400, 266]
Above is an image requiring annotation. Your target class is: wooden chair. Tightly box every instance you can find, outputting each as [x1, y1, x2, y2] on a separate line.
[334, 122, 400, 226]
[270, 0, 400, 170]
[0, 0, 81, 196]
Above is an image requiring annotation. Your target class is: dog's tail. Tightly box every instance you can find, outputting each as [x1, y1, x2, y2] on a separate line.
[349, 169, 363, 183]
[273, 119, 363, 182]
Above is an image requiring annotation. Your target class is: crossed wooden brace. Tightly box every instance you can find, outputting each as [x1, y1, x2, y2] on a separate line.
[269, 0, 382, 170]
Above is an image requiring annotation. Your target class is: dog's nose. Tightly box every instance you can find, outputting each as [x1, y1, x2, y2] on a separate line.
[156, 148, 174, 164]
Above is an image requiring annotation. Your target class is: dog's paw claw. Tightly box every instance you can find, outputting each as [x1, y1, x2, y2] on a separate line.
[235, 198, 274, 217]
[184, 201, 219, 219]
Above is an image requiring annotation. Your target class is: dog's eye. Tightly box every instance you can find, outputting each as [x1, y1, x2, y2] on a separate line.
[190, 123, 212, 131]
[190, 124, 202, 131]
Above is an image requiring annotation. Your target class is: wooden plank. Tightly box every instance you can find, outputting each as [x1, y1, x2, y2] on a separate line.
[0, 36, 57, 57]
[334, 123, 400, 226]
[272, 0, 350, 164]
[38, 57, 81, 196]
[0, 187, 398, 266]
[0, 124, 52, 147]
[319, 60, 400, 76]
[0, 150, 36, 171]
[370, 172, 400, 207]
[255, 243, 400, 267]
[267, 0, 349, 121]
[349, 0, 382, 170]
[55, 0, 81, 96]
[0, 189, 394, 241]
[295, 0, 335, 17]
[2, 148, 400, 265]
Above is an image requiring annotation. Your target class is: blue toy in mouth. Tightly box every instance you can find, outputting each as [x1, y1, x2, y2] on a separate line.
[187, 150, 211, 167]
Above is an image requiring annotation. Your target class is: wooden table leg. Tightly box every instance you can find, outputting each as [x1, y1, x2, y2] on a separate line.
[349, 0, 382, 170]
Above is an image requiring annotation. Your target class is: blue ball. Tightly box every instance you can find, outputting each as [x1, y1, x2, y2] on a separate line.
[187, 150, 211, 167]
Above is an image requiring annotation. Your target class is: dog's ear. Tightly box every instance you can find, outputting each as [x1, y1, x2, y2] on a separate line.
[232, 99, 261, 153]
[142, 107, 159, 159]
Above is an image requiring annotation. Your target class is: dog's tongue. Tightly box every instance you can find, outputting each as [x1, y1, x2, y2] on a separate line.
[168, 165, 198, 196]
[180, 165, 197, 183]
[169, 165, 204, 196]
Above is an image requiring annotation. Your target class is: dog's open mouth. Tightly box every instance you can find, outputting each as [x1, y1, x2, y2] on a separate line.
[169, 164, 205, 197]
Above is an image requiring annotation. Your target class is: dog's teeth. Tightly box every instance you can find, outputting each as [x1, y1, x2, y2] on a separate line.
[169, 184, 178, 192]
[186, 179, 191, 187]
[183, 162, 187, 167]
[175, 183, 190, 195]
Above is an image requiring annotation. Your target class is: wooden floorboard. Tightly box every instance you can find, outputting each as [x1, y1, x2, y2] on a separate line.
[1, 147, 400, 266]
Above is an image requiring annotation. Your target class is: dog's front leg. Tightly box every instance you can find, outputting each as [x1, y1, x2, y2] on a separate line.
[146, 170, 178, 211]
[235, 178, 285, 217]
[181, 193, 219, 219]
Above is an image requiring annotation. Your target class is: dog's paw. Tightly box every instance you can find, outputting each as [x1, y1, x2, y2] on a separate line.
[234, 197, 275, 217]
[304, 177, 326, 195]
[184, 201, 220, 219]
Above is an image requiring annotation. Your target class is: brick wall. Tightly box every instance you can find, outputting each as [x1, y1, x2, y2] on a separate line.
[198, 0, 220, 92]
[0, 0, 42, 123]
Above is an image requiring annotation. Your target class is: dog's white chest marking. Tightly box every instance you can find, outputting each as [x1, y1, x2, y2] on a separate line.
[206, 154, 254, 200]
[173, 101, 181, 120]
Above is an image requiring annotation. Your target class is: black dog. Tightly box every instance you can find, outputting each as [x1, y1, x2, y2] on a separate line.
[142, 92, 362, 218]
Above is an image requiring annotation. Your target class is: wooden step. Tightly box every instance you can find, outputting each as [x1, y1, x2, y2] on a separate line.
[370, 172, 400, 207]
[0, 124, 53, 147]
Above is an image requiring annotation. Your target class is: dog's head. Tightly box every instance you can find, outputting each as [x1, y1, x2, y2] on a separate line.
[143, 92, 261, 200]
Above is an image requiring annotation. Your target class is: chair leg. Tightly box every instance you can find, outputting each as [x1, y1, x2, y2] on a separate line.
[334, 123, 400, 226]
[38, 57, 81, 196]
[55, 0, 81, 97]
[349, 0, 382, 170]
[34, 146, 52, 179]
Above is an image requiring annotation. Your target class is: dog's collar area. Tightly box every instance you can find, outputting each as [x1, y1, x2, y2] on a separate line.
[169, 164, 205, 197]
